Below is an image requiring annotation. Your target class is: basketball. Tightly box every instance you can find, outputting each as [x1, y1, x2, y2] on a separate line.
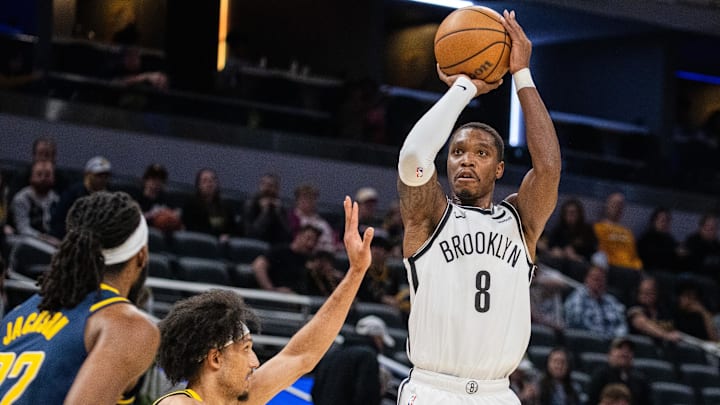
[434, 6, 511, 83]
[151, 208, 183, 232]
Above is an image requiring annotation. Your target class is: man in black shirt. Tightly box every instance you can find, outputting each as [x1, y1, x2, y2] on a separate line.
[586, 337, 653, 405]
[312, 315, 395, 405]
[251, 224, 321, 293]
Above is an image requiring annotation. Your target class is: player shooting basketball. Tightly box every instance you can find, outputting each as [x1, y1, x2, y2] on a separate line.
[396, 10, 561, 404]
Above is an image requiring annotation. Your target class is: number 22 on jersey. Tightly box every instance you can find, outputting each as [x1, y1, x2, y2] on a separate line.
[0, 351, 45, 405]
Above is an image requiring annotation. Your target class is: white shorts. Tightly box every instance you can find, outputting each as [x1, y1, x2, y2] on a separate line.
[397, 368, 520, 405]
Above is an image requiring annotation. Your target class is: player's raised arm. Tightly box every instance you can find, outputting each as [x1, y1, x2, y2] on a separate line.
[249, 196, 373, 404]
[500, 10, 561, 254]
[397, 66, 501, 255]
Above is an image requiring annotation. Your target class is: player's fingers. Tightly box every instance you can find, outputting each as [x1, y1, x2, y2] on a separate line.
[488, 79, 503, 89]
[436, 63, 453, 85]
[350, 201, 359, 232]
[343, 196, 352, 231]
[502, 10, 529, 42]
[362, 226, 374, 249]
[501, 11, 517, 35]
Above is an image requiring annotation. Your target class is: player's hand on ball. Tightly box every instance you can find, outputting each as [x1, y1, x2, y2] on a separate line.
[501, 10, 532, 74]
[436, 64, 503, 96]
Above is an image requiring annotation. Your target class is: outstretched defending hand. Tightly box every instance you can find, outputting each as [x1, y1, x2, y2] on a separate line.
[343, 196, 374, 272]
[500, 10, 532, 74]
[436, 64, 503, 97]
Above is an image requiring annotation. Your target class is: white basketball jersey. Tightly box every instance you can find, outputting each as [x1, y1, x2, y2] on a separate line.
[404, 200, 534, 380]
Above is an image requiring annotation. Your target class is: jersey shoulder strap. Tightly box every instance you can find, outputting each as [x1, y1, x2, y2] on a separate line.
[152, 388, 202, 404]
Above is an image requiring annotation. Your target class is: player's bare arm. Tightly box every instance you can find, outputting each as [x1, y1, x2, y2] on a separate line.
[65, 304, 160, 405]
[249, 196, 373, 404]
[397, 174, 446, 257]
[501, 10, 561, 258]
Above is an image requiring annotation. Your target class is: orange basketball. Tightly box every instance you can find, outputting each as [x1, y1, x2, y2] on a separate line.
[151, 208, 183, 232]
[434, 6, 511, 83]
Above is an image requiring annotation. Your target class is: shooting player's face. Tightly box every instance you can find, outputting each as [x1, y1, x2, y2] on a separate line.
[447, 129, 504, 203]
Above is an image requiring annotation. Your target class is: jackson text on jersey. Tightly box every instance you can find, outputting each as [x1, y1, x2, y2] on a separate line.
[3, 311, 69, 345]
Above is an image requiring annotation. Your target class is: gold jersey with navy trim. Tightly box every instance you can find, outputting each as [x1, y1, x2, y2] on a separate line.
[0, 284, 130, 404]
[153, 388, 203, 404]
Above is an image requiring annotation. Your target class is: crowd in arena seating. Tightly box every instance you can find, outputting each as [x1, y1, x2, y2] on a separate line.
[1, 136, 719, 404]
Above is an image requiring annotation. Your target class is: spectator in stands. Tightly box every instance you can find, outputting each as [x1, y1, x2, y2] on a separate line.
[288, 183, 338, 252]
[50, 156, 112, 239]
[509, 359, 540, 405]
[536, 347, 582, 405]
[381, 200, 404, 258]
[243, 173, 291, 245]
[251, 224, 321, 293]
[181, 168, 238, 240]
[530, 267, 574, 333]
[134, 163, 182, 233]
[357, 229, 405, 309]
[627, 276, 681, 345]
[311, 315, 395, 405]
[304, 249, 343, 297]
[598, 383, 632, 405]
[355, 186, 383, 230]
[543, 198, 598, 265]
[0, 171, 9, 237]
[593, 192, 643, 270]
[673, 278, 718, 342]
[682, 213, 720, 283]
[9, 137, 72, 198]
[636, 207, 681, 273]
[0, 255, 5, 317]
[106, 23, 168, 92]
[110, 46, 168, 91]
[564, 264, 628, 338]
[586, 337, 652, 405]
[0, 217, 6, 264]
[9, 160, 60, 245]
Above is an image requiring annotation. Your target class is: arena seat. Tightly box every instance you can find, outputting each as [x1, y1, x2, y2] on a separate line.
[224, 237, 270, 264]
[170, 230, 221, 260]
[175, 256, 230, 286]
[650, 382, 696, 405]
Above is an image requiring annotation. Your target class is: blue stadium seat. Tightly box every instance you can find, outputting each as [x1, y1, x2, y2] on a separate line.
[170, 230, 221, 259]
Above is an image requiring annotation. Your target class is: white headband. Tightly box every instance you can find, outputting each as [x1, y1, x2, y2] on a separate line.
[102, 216, 148, 265]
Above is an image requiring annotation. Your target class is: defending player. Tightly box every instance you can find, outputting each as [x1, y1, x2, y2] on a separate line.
[396, 10, 561, 404]
[152, 196, 373, 404]
[0, 191, 159, 404]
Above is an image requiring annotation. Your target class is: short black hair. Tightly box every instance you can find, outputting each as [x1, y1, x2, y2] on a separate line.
[157, 289, 260, 385]
[452, 122, 504, 162]
[142, 163, 168, 182]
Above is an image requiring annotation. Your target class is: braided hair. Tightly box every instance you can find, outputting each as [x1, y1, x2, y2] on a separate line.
[38, 191, 141, 312]
[157, 289, 259, 385]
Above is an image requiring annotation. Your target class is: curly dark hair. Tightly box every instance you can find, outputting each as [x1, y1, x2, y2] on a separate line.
[157, 289, 260, 385]
[38, 191, 141, 312]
